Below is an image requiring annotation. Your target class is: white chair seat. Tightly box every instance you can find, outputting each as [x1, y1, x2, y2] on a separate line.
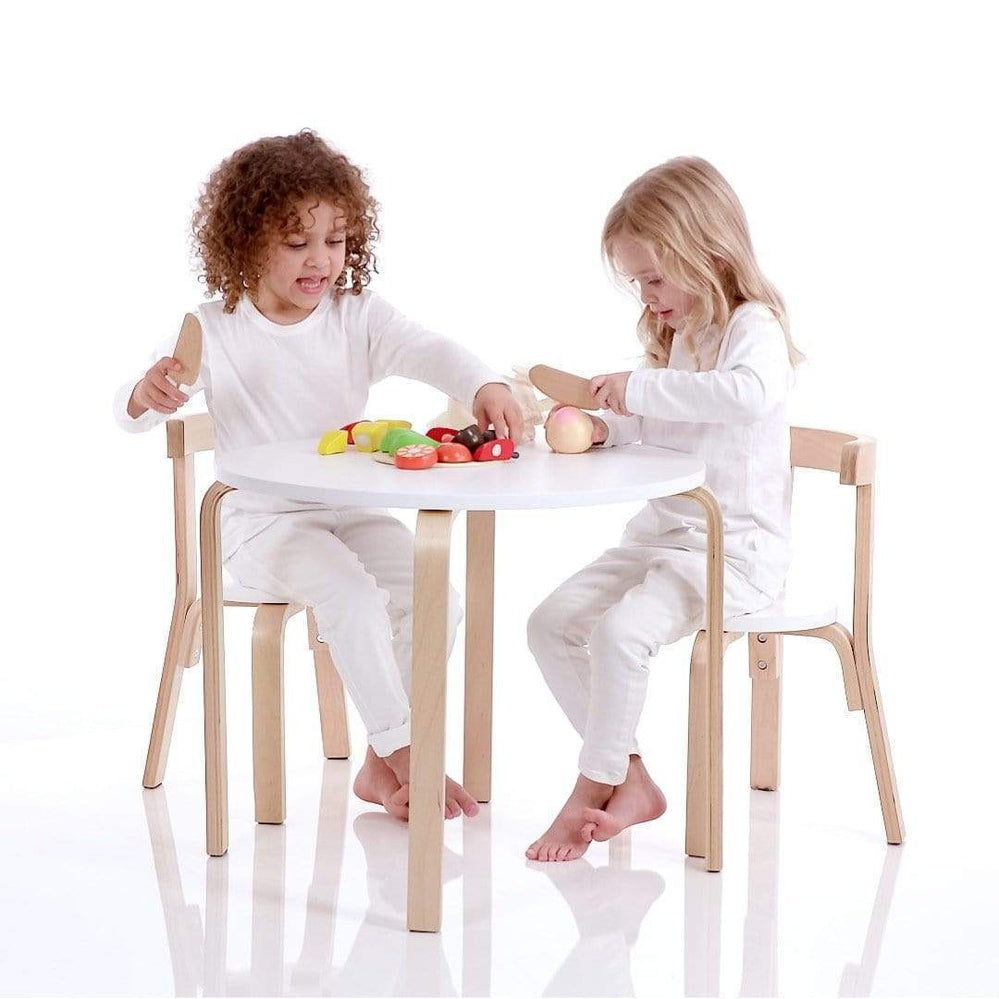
[724, 580, 838, 634]
[221, 566, 291, 605]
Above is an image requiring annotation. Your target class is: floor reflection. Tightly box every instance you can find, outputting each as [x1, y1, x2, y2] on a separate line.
[683, 790, 903, 998]
[527, 831, 665, 997]
[143, 772, 903, 997]
[143, 763, 467, 996]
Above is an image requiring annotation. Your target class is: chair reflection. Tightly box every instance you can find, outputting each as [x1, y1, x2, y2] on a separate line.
[684, 791, 903, 998]
[142, 763, 482, 996]
[144, 770, 902, 996]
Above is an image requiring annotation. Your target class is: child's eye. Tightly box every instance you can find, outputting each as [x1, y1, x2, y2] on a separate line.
[286, 242, 306, 249]
[648, 278, 662, 285]
[328, 238, 345, 245]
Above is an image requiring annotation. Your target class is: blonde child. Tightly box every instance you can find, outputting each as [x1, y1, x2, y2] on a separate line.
[526, 156, 803, 861]
[115, 130, 523, 821]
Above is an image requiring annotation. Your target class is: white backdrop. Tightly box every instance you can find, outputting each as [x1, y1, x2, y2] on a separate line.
[2, 2, 997, 994]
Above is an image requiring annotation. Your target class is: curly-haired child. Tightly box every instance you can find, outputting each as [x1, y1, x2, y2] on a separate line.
[114, 130, 523, 821]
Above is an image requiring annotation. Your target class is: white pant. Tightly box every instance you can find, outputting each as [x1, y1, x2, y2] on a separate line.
[225, 508, 461, 757]
[527, 544, 773, 785]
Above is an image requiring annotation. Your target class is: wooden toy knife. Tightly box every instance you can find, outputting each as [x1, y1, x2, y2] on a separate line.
[172, 313, 203, 386]
[528, 364, 601, 411]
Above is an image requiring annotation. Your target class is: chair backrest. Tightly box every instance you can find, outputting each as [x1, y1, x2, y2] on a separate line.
[165, 415, 216, 610]
[789, 427, 877, 645]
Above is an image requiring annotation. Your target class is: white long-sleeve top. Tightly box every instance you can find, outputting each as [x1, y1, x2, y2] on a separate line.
[600, 301, 794, 597]
[113, 289, 504, 559]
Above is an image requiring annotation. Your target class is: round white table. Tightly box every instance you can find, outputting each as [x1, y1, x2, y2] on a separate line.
[199, 439, 727, 931]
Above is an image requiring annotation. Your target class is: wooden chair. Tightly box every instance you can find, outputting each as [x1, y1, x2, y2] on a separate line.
[142, 414, 351, 824]
[685, 428, 904, 863]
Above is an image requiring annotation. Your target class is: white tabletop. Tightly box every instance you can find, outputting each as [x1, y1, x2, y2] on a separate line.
[216, 439, 705, 511]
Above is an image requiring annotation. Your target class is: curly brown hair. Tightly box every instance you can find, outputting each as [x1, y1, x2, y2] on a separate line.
[192, 130, 380, 312]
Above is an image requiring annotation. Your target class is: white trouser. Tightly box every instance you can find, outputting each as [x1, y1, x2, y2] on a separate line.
[224, 508, 461, 757]
[527, 544, 772, 785]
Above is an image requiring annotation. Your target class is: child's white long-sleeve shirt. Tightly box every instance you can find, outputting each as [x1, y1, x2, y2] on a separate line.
[113, 289, 504, 559]
[599, 302, 794, 596]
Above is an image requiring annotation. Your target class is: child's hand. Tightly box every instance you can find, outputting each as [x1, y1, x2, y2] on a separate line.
[473, 382, 525, 443]
[547, 404, 609, 445]
[589, 372, 633, 416]
[128, 357, 190, 418]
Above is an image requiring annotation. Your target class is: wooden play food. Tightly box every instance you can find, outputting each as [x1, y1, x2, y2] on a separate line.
[352, 420, 392, 452]
[380, 428, 438, 455]
[316, 429, 348, 455]
[394, 444, 438, 470]
[544, 405, 594, 454]
[426, 427, 459, 443]
[436, 443, 473, 463]
[473, 438, 516, 462]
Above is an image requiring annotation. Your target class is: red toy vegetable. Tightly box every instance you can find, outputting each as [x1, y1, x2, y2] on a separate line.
[394, 444, 438, 470]
[340, 421, 362, 445]
[426, 426, 459, 443]
[473, 438, 516, 462]
[436, 442, 473, 463]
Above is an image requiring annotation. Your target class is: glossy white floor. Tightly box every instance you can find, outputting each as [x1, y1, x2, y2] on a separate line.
[2, 579, 997, 998]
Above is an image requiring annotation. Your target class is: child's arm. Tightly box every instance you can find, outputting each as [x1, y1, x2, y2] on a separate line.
[365, 293, 519, 434]
[113, 330, 207, 433]
[620, 310, 792, 425]
[595, 410, 643, 446]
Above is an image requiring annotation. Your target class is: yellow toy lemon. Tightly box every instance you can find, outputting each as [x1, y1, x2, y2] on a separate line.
[352, 420, 392, 452]
[317, 429, 348, 455]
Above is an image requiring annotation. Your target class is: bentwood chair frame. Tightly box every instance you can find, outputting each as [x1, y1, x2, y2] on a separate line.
[142, 414, 351, 824]
[684, 427, 904, 860]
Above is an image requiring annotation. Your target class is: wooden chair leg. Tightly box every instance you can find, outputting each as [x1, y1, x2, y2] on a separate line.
[143, 598, 202, 788]
[686, 631, 741, 859]
[854, 633, 904, 844]
[463, 510, 495, 803]
[680, 486, 727, 872]
[306, 608, 351, 760]
[407, 509, 456, 933]
[252, 603, 295, 825]
[787, 624, 862, 711]
[200, 481, 234, 857]
[749, 633, 782, 791]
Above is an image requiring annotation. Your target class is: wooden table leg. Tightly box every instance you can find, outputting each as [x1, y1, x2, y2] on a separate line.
[200, 481, 234, 857]
[464, 510, 495, 803]
[681, 486, 725, 872]
[408, 509, 457, 932]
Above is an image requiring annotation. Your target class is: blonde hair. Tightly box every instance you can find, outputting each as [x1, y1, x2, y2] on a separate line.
[602, 156, 804, 370]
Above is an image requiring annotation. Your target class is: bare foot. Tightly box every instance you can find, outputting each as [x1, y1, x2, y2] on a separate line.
[525, 775, 614, 862]
[353, 747, 409, 820]
[580, 755, 667, 842]
[383, 745, 480, 819]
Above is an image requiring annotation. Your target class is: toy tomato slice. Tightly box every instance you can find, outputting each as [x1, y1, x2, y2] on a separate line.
[426, 426, 459, 443]
[394, 444, 438, 470]
[436, 443, 473, 463]
[473, 438, 515, 462]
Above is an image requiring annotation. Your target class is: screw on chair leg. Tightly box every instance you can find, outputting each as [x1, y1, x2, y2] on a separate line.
[749, 633, 782, 791]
